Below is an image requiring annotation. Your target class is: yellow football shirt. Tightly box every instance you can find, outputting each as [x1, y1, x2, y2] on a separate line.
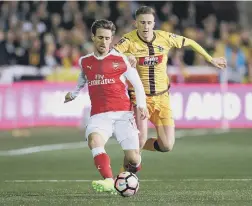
[114, 29, 186, 95]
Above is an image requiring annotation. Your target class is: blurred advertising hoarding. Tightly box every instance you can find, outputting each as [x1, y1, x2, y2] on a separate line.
[0, 82, 252, 130]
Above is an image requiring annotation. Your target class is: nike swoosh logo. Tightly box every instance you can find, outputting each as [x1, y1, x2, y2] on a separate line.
[119, 182, 126, 187]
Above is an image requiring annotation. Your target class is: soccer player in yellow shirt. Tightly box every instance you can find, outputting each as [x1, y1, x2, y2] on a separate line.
[114, 6, 226, 165]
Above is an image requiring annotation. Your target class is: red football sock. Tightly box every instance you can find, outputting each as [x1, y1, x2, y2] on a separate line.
[94, 153, 113, 179]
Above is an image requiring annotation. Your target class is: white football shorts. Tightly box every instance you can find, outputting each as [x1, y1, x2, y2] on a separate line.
[85, 111, 139, 150]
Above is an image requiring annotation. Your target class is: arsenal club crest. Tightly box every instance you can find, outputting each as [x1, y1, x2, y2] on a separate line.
[112, 62, 119, 70]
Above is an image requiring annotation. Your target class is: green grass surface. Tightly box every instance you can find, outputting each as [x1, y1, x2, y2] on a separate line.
[0, 128, 252, 205]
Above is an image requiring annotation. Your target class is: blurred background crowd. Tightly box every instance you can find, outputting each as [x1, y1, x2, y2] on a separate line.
[0, 1, 251, 83]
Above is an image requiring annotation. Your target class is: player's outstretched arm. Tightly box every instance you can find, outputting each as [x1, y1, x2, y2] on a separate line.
[64, 70, 87, 103]
[184, 38, 227, 70]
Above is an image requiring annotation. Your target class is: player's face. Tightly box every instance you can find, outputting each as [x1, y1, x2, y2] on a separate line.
[92, 28, 113, 55]
[135, 14, 155, 40]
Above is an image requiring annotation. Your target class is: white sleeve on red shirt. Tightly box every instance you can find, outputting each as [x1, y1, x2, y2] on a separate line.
[70, 57, 87, 99]
[122, 56, 147, 109]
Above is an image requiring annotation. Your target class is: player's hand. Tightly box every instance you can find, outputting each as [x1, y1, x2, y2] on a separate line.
[64, 92, 74, 103]
[127, 55, 137, 68]
[211, 57, 227, 70]
[138, 107, 149, 120]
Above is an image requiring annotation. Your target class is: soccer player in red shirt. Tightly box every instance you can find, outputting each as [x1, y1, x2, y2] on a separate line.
[64, 19, 148, 194]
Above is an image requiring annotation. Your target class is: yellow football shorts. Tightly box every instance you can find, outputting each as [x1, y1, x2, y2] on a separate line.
[128, 90, 174, 127]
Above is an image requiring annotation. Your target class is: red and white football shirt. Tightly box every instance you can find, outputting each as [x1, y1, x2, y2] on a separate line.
[71, 50, 146, 116]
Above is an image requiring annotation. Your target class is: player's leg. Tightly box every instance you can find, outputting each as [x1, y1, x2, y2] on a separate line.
[143, 93, 175, 152]
[86, 114, 115, 193]
[127, 90, 149, 150]
[119, 95, 147, 172]
[134, 105, 149, 149]
[123, 149, 142, 173]
[88, 132, 113, 180]
[143, 113, 175, 152]
[115, 112, 142, 173]
[152, 124, 175, 152]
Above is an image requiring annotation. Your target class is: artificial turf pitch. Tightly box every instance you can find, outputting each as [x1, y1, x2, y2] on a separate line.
[0, 128, 251, 206]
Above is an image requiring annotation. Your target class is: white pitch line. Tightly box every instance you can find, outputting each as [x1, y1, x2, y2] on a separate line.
[4, 179, 162, 183]
[4, 180, 92, 183]
[0, 142, 88, 156]
[180, 178, 252, 182]
[0, 141, 116, 156]
[0, 129, 229, 156]
[4, 178, 252, 183]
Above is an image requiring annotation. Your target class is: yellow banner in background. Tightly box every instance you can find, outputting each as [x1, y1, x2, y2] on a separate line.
[46, 67, 80, 82]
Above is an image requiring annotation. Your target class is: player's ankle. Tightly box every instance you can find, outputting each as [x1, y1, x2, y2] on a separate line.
[105, 178, 114, 182]
[126, 163, 142, 173]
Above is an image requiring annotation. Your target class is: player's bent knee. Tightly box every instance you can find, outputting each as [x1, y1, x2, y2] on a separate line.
[162, 141, 175, 152]
[155, 140, 174, 152]
[88, 132, 104, 149]
[160, 146, 171, 152]
[164, 141, 175, 151]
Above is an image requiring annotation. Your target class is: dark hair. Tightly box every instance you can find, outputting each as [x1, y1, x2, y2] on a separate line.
[135, 6, 156, 19]
[91, 19, 116, 36]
